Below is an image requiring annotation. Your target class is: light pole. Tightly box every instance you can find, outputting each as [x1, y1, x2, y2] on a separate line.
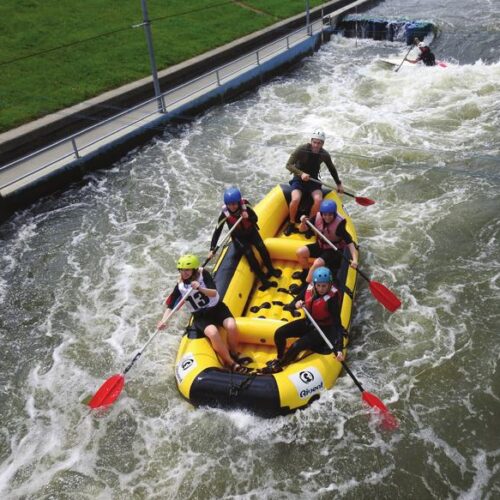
[139, 0, 166, 113]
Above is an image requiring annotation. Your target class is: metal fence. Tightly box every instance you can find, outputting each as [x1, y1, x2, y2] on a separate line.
[0, 17, 332, 193]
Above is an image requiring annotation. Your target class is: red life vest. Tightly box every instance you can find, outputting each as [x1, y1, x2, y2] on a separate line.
[314, 212, 346, 250]
[304, 285, 338, 326]
[222, 199, 253, 230]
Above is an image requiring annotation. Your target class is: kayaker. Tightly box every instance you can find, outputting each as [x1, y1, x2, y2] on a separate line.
[293, 199, 358, 284]
[209, 187, 282, 291]
[263, 267, 345, 373]
[284, 129, 343, 236]
[405, 42, 436, 66]
[158, 254, 250, 374]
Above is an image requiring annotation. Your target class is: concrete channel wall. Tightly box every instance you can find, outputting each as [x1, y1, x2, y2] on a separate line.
[0, 0, 374, 219]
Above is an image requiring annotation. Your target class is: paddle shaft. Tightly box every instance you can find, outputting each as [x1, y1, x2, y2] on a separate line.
[304, 219, 360, 275]
[395, 44, 414, 73]
[201, 216, 243, 267]
[302, 308, 365, 392]
[307, 176, 357, 200]
[125, 288, 194, 375]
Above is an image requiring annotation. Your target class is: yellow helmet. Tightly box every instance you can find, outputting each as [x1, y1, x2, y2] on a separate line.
[176, 254, 200, 270]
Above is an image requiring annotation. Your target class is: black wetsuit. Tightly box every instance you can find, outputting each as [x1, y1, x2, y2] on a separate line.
[275, 290, 344, 366]
[418, 47, 436, 66]
[286, 143, 341, 185]
[210, 205, 275, 283]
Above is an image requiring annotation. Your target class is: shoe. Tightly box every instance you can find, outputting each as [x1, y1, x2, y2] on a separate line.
[283, 222, 297, 236]
[266, 268, 282, 279]
[283, 302, 296, 312]
[230, 362, 251, 374]
[230, 351, 253, 365]
[259, 280, 278, 291]
[304, 228, 314, 239]
[292, 269, 308, 281]
[260, 359, 282, 374]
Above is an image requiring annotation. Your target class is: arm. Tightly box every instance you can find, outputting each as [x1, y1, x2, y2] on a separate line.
[327, 298, 344, 360]
[158, 285, 181, 329]
[336, 222, 358, 268]
[191, 269, 218, 298]
[322, 151, 343, 192]
[285, 145, 302, 175]
[209, 213, 226, 253]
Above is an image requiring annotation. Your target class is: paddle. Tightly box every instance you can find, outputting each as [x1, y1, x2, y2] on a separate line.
[304, 219, 402, 312]
[308, 177, 375, 206]
[201, 216, 243, 267]
[395, 44, 415, 73]
[302, 308, 398, 430]
[88, 288, 194, 409]
[89, 216, 244, 409]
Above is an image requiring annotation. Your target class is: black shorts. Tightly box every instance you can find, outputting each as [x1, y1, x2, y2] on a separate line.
[190, 301, 233, 335]
[306, 243, 342, 270]
[289, 177, 321, 195]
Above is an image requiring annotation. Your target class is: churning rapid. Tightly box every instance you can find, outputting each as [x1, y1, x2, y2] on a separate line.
[1, 1, 499, 497]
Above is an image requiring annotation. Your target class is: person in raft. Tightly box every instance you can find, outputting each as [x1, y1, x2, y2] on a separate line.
[157, 254, 250, 374]
[263, 267, 345, 374]
[208, 187, 282, 291]
[293, 198, 358, 285]
[284, 129, 343, 236]
[406, 41, 436, 66]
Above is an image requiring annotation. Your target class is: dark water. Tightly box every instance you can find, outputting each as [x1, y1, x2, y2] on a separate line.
[1, 0, 499, 498]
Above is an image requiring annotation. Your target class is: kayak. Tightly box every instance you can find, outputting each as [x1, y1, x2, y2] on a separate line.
[378, 57, 448, 69]
[174, 183, 358, 417]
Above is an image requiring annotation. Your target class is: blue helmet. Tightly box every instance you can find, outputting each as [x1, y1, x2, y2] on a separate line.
[224, 187, 242, 205]
[313, 266, 333, 284]
[320, 199, 337, 215]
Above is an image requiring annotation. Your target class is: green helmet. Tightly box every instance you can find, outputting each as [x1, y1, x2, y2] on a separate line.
[177, 254, 200, 270]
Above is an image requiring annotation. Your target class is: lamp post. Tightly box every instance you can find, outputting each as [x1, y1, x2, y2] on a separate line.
[139, 0, 166, 113]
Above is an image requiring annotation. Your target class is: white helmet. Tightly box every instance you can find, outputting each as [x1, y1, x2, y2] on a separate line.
[311, 129, 326, 142]
[418, 42, 427, 49]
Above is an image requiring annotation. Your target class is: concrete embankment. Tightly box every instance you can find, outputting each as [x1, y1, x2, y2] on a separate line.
[0, 0, 375, 219]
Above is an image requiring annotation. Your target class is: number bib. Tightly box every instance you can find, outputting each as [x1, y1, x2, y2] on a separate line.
[178, 273, 219, 312]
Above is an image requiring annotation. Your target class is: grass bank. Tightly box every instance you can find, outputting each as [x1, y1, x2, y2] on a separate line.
[0, 0, 326, 133]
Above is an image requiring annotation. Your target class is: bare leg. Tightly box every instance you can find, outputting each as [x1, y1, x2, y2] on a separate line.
[309, 190, 323, 219]
[305, 257, 326, 284]
[204, 325, 233, 367]
[289, 189, 302, 223]
[296, 245, 311, 270]
[223, 317, 240, 355]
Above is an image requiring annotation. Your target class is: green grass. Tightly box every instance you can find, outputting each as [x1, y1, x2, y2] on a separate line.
[0, 0, 326, 133]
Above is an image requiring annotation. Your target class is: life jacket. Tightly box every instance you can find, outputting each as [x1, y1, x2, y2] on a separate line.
[222, 199, 254, 231]
[314, 212, 346, 250]
[304, 285, 338, 326]
[177, 269, 220, 312]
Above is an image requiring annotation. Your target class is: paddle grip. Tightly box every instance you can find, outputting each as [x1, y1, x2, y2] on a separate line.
[124, 352, 142, 374]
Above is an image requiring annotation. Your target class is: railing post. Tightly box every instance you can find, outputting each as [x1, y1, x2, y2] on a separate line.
[140, 0, 166, 114]
[71, 138, 80, 159]
[256, 50, 260, 66]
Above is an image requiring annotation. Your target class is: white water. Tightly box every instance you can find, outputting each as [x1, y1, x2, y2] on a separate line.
[1, 32, 499, 500]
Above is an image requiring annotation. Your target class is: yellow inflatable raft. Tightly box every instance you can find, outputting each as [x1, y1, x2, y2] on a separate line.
[174, 183, 358, 416]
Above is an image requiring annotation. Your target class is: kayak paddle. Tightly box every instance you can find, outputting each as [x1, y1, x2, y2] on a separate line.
[302, 307, 399, 430]
[88, 288, 194, 409]
[305, 219, 402, 312]
[308, 177, 375, 206]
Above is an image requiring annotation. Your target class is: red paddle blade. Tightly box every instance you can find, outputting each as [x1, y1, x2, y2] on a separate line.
[362, 391, 399, 430]
[88, 374, 125, 409]
[368, 280, 402, 312]
[355, 196, 375, 206]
